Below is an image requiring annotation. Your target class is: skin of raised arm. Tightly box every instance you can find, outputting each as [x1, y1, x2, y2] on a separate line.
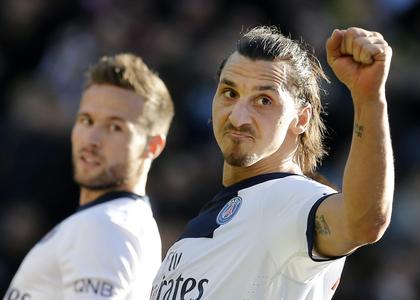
[314, 27, 394, 257]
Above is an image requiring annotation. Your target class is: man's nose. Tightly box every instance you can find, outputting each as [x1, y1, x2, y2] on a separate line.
[228, 100, 252, 128]
[86, 126, 103, 147]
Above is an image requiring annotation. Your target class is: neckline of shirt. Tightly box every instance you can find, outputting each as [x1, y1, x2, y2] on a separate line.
[77, 191, 147, 213]
[216, 172, 300, 200]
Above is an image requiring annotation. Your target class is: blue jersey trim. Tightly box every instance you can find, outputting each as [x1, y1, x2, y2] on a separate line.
[306, 193, 347, 262]
[178, 172, 298, 241]
[219, 172, 298, 198]
[77, 191, 147, 213]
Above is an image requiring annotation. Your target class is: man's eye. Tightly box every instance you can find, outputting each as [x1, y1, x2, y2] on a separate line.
[256, 96, 272, 106]
[109, 124, 122, 132]
[222, 89, 238, 99]
[79, 116, 92, 125]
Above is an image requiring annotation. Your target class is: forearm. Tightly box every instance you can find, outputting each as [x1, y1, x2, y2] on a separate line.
[342, 96, 394, 243]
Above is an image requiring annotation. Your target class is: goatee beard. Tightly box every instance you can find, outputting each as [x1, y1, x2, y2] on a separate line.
[224, 152, 258, 167]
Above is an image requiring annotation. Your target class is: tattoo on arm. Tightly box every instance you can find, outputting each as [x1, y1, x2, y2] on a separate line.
[315, 215, 331, 235]
[355, 123, 364, 137]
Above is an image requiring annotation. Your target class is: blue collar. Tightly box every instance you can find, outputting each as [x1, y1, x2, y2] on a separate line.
[216, 172, 298, 201]
[199, 172, 299, 213]
[77, 191, 147, 213]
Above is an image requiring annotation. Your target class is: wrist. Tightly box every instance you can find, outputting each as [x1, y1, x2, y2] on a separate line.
[353, 98, 388, 121]
[351, 90, 387, 107]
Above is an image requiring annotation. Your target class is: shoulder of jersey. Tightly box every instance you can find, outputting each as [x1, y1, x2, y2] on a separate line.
[243, 175, 336, 200]
[65, 197, 152, 231]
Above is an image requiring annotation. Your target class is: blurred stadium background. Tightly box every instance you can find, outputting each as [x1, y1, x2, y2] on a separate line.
[0, 0, 419, 298]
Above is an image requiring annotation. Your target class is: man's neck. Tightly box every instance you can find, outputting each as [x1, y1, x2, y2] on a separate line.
[222, 160, 302, 187]
[79, 184, 146, 206]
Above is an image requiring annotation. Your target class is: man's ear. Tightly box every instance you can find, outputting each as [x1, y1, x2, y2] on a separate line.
[142, 134, 166, 160]
[291, 104, 312, 135]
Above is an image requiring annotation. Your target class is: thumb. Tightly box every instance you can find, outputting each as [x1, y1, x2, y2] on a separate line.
[326, 29, 344, 66]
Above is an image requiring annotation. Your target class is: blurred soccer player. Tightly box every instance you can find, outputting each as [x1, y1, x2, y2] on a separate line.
[150, 27, 394, 299]
[4, 53, 174, 300]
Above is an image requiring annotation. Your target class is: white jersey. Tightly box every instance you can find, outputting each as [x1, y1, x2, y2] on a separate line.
[150, 173, 346, 300]
[4, 191, 161, 300]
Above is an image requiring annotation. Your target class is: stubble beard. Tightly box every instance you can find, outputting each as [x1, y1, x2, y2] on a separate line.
[73, 162, 129, 191]
[220, 123, 258, 167]
[223, 140, 258, 167]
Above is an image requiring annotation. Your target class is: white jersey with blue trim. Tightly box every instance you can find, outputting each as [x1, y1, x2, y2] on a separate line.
[4, 191, 161, 300]
[150, 173, 346, 300]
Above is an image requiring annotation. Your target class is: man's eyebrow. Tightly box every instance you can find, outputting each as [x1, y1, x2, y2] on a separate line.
[76, 112, 127, 122]
[221, 78, 278, 92]
[254, 85, 278, 93]
[220, 78, 237, 88]
[108, 116, 126, 122]
[220, 77, 280, 97]
[76, 112, 90, 118]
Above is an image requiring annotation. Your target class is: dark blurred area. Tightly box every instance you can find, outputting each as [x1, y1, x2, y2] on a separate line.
[0, 0, 419, 299]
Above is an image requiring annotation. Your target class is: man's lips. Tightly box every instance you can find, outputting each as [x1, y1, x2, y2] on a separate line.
[78, 151, 101, 167]
[224, 130, 254, 140]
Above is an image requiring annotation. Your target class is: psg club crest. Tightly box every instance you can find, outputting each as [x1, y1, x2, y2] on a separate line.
[216, 196, 242, 225]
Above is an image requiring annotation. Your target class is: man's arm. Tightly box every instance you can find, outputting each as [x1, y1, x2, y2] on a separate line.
[59, 215, 141, 299]
[314, 27, 394, 257]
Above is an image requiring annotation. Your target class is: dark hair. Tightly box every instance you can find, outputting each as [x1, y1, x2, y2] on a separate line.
[85, 53, 174, 136]
[218, 26, 328, 173]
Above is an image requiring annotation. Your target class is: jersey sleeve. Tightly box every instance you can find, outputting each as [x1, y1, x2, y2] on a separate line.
[261, 177, 338, 281]
[57, 211, 141, 300]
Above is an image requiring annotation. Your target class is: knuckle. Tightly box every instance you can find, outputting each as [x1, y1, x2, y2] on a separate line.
[348, 26, 361, 33]
[372, 31, 384, 39]
[348, 27, 369, 38]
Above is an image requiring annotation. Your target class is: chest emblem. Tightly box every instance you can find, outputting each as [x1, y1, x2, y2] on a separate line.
[216, 196, 242, 225]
